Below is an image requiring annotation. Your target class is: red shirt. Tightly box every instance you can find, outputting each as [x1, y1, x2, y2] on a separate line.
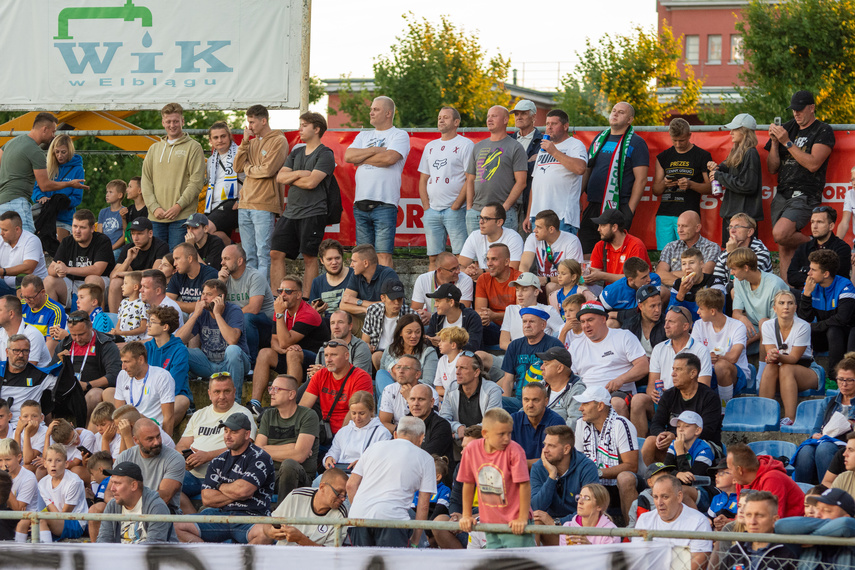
[285, 300, 326, 353]
[457, 438, 531, 524]
[475, 267, 521, 318]
[305, 366, 373, 432]
[590, 233, 651, 275]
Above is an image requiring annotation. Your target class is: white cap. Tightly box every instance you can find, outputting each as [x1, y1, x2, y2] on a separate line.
[669, 410, 704, 429]
[724, 113, 757, 130]
[573, 386, 612, 406]
[511, 100, 537, 114]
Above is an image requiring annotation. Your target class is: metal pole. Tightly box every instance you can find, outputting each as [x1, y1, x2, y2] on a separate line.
[334, 523, 342, 547]
[299, 0, 312, 114]
[30, 513, 39, 544]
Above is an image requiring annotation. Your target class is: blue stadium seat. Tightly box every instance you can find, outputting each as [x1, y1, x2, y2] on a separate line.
[796, 482, 815, 493]
[781, 399, 825, 434]
[722, 397, 780, 432]
[747, 440, 797, 476]
[743, 363, 758, 395]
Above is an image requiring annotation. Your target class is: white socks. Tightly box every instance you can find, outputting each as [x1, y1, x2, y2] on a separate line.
[719, 384, 734, 411]
[14, 532, 27, 543]
[39, 530, 53, 543]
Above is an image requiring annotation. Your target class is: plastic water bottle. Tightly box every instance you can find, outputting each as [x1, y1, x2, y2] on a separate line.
[711, 179, 724, 198]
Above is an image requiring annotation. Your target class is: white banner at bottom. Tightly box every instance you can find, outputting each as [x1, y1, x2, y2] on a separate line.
[0, 541, 672, 569]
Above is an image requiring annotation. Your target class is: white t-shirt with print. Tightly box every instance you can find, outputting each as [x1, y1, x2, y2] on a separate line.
[459, 227, 524, 269]
[182, 402, 257, 478]
[761, 316, 813, 361]
[690, 317, 750, 379]
[350, 127, 411, 205]
[94, 431, 122, 457]
[501, 303, 565, 339]
[411, 271, 474, 312]
[649, 338, 713, 390]
[418, 135, 475, 210]
[114, 366, 176, 424]
[51, 428, 97, 463]
[434, 353, 460, 393]
[379, 382, 440, 423]
[523, 231, 584, 277]
[569, 328, 646, 394]
[530, 137, 589, 227]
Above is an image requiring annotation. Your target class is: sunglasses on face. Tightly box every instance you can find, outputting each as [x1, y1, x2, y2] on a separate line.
[277, 288, 297, 296]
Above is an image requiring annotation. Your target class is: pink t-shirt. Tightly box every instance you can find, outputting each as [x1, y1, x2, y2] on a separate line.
[559, 514, 620, 545]
[456, 438, 530, 524]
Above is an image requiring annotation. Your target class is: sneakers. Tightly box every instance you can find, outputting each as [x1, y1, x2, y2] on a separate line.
[779, 417, 794, 428]
[249, 400, 264, 421]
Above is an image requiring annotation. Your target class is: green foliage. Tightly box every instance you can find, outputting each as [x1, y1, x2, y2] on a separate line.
[735, 0, 855, 123]
[308, 76, 326, 105]
[558, 24, 702, 126]
[331, 76, 373, 128]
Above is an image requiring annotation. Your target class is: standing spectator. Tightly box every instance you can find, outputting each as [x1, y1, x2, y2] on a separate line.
[115, 419, 185, 515]
[97, 179, 127, 260]
[112, 342, 176, 436]
[579, 102, 649, 251]
[728, 443, 805, 518]
[511, 382, 565, 466]
[729, 247, 789, 348]
[203, 121, 243, 246]
[418, 107, 473, 269]
[473, 243, 522, 346]
[339, 244, 400, 318]
[309, 240, 353, 319]
[458, 203, 524, 279]
[141, 103, 205, 249]
[464, 106, 528, 234]
[32, 133, 85, 253]
[509, 100, 542, 228]
[0, 211, 47, 296]
[656, 211, 720, 288]
[412, 252, 475, 318]
[183, 213, 225, 271]
[766, 90, 835, 280]
[787, 205, 851, 289]
[712, 213, 772, 283]
[234, 105, 288, 280]
[524, 109, 588, 234]
[96, 462, 176, 543]
[344, 96, 410, 269]
[108, 217, 169, 312]
[709, 114, 763, 241]
[651, 119, 712, 249]
[586, 209, 651, 286]
[520, 209, 584, 295]
[272, 112, 335, 297]
[166, 242, 219, 315]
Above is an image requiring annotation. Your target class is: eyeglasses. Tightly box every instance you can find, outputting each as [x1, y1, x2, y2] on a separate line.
[268, 386, 294, 395]
[727, 225, 750, 231]
[68, 315, 90, 324]
[394, 365, 415, 372]
[22, 290, 44, 302]
[211, 372, 232, 379]
[8, 348, 30, 355]
[148, 320, 162, 326]
[324, 340, 346, 348]
[327, 484, 347, 500]
[836, 377, 855, 384]
[577, 495, 593, 503]
[277, 288, 297, 296]
[477, 216, 500, 222]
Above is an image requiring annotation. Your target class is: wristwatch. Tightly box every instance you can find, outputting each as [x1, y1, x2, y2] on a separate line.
[597, 468, 604, 478]
[275, 313, 284, 320]
[356, 299, 363, 306]
[785, 141, 794, 149]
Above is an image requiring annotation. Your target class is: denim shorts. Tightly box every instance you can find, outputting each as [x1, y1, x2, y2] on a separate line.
[423, 207, 467, 255]
[354, 203, 398, 254]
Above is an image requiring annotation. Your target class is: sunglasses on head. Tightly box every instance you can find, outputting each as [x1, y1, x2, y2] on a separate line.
[211, 372, 232, 379]
[324, 340, 346, 348]
[68, 315, 89, 324]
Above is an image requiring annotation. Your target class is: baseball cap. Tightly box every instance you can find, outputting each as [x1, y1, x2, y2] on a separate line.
[510, 272, 541, 289]
[670, 410, 704, 429]
[814, 488, 855, 517]
[425, 282, 461, 303]
[129, 217, 153, 232]
[184, 213, 209, 228]
[511, 100, 537, 114]
[724, 113, 757, 130]
[218, 412, 252, 431]
[104, 461, 144, 482]
[535, 346, 573, 369]
[573, 386, 612, 406]
[576, 301, 608, 319]
[590, 208, 625, 227]
[519, 307, 549, 321]
[636, 284, 660, 305]
[380, 279, 406, 300]
[644, 462, 677, 479]
[788, 90, 815, 111]
[708, 458, 730, 472]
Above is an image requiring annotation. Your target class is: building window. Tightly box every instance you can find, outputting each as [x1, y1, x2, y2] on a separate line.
[685, 35, 699, 65]
[730, 35, 744, 63]
[707, 35, 722, 64]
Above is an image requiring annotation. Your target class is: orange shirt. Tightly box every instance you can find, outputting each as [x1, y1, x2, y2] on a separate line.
[475, 267, 522, 318]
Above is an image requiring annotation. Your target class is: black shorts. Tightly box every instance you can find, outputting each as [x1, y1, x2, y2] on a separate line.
[270, 215, 327, 258]
[770, 193, 816, 231]
[207, 200, 239, 235]
[611, 390, 633, 409]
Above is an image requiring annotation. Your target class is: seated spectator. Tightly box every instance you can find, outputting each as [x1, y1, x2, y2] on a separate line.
[183, 213, 225, 271]
[631, 306, 712, 437]
[729, 247, 789, 347]
[322, 391, 390, 473]
[667, 247, 726, 321]
[558, 293, 586, 349]
[175, 413, 274, 544]
[548, 259, 595, 319]
[458, 202, 524, 280]
[96, 461, 176, 543]
[788, 205, 851, 289]
[86, 451, 114, 539]
[2, 336, 54, 423]
[656, 210, 720, 288]
[249, 468, 349, 547]
[433, 326, 468, 398]
[376, 314, 438, 396]
[362, 279, 417, 370]
[90, 401, 119, 456]
[45, 418, 95, 483]
[0, 401, 11, 441]
[713, 213, 772, 283]
[167, 242, 219, 315]
[110, 271, 148, 341]
[378, 355, 439, 433]
[256, 375, 319, 508]
[0, 295, 51, 367]
[144, 306, 191, 418]
[830, 433, 855, 496]
[339, 244, 400, 320]
[499, 273, 564, 349]
[407, 384, 454, 465]
[797, 249, 855, 374]
[663, 411, 715, 510]
[439, 352, 503, 440]
[424, 284, 482, 353]
[14, 399, 48, 473]
[776, 488, 855, 568]
[97, 179, 127, 260]
[0, 211, 47, 297]
[728, 443, 805, 518]
[20, 274, 66, 355]
[559, 483, 620, 546]
[511, 382, 565, 466]
[310, 310, 372, 375]
[36, 443, 88, 542]
[0, 438, 39, 539]
[112, 404, 175, 454]
[139, 269, 184, 327]
[691, 288, 750, 409]
[621, 284, 666, 357]
[411, 454, 452, 528]
[537, 346, 585, 425]
[412, 252, 474, 323]
[573, 386, 639, 525]
[642, 353, 722, 466]
[113, 342, 176, 436]
[626, 462, 677, 529]
[219, 244, 275, 364]
[599, 256, 662, 327]
[309, 239, 354, 320]
[74, 282, 113, 332]
[176, 278, 251, 397]
[45, 209, 116, 308]
[107, 217, 169, 312]
[520, 209, 584, 296]
[760, 290, 823, 427]
[473, 243, 522, 346]
[587, 208, 651, 286]
[707, 458, 738, 527]
[568, 301, 648, 417]
[500, 308, 564, 412]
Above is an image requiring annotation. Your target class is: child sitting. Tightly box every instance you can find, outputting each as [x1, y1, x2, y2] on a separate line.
[433, 327, 468, 399]
[0, 471, 15, 541]
[91, 401, 121, 456]
[626, 462, 678, 528]
[0, 438, 41, 542]
[664, 411, 715, 512]
[97, 179, 127, 261]
[46, 418, 96, 484]
[707, 458, 738, 530]
[110, 271, 147, 341]
[86, 450, 114, 542]
[558, 293, 587, 349]
[549, 259, 593, 318]
[668, 247, 725, 321]
[412, 454, 452, 519]
[13, 400, 48, 474]
[74, 283, 113, 333]
[37, 443, 88, 542]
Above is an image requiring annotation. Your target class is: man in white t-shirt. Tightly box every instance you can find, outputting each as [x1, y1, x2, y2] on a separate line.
[633, 474, 713, 568]
[344, 96, 411, 269]
[630, 306, 712, 438]
[458, 202, 524, 278]
[0, 297, 51, 367]
[499, 272, 564, 349]
[0, 211, 47, 296]
[568, 301, 648, 418]
[378, 355, 439, 432]
[520, 209, 584, 296]
[113, 342, 176, 437]
[418, 107, 474, 268]
[411, 252, 474, 321]
[346, 416, 436, 548]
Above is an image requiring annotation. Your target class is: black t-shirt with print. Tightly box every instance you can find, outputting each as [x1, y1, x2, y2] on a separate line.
[117, 237, 170, 271]
[54, 232, 116, 281]
[656, 144, 713, 216]
[764, 119, 835, 201]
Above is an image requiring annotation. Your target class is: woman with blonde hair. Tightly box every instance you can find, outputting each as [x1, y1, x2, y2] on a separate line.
[708, 114, 762, 245]
[318, 391, 390, 482]
[32, 133, 85, 246]
[559, 483, 619, 545]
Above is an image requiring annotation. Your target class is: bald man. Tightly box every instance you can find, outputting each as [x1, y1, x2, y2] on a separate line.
[407, 383, 454, 463]
[656, 211, 721, 287]
[464, 105, 528, 234]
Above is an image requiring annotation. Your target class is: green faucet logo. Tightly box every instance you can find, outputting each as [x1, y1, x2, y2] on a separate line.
[54, 0, 153, 40]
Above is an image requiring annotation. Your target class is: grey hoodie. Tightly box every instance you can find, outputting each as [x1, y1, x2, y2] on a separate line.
[96, 486, 177, 543]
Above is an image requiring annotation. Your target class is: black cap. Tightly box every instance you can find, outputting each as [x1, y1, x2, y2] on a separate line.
[814, 488, 855, 517]
[636, 284, 660, 305]
[183, 213, 210, 228]
[644, 462, 676, 479]
[218, 412, 252, 431]
[129, 217, 153, 232]
[380, 279, 406, 300]
[425, 282, 461, 303]
[104, 461, 144, 482]
[590, 208, 625, 227]
[788, 90, 815, 111]
[535, 346, 573, 369]
[708, 457, 730, 472]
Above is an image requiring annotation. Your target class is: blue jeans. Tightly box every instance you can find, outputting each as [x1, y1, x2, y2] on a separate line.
[152, 219, 188, 250]
[183, 471, 203, 498]
[794, 440, 841, 484]
[466, 206, 518, 235]
[0, 280, 15, 296]
[238, 209, 275, 279]
[655, 216, 680, 251]
[423, 207, 468, 255]
[194, 507, 256, 543]
[375, 369, 394, 401]
[0, 197, 35, 234]
[243, 312, 273, 363]
[188, 345, 251, 397]
[353, 204, 397, 254]
[529, 216, 578, 235]
[483, 322, 502, 348]
[502, 396, 522, 413]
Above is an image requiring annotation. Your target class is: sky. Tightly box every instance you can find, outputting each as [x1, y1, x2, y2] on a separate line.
[270, 0, 658, 128]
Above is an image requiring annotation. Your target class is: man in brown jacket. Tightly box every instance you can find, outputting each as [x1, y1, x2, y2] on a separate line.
[234, 105, 288, 281]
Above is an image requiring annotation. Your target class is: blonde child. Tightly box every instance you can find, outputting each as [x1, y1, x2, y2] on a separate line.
[433, 327, 468, 398]
[549, 259, 593, 317]
[45, 418, 96, 484]
[111, 271, 148, 341]
[91, 401, 121, 456]
[14, 400, 48, 474]
[98, 179, 127, 260]
[558, 293, 587, 349]
[36, 443, 87, 542]
[0, 438, 41, 542]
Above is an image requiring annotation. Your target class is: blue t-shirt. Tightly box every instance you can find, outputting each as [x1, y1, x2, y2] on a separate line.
[501, 334, 564, 399]
[191, 302, 250, 361]
[309, 267, 354, 317]
[167, 264, 219, 304]
[511, 407, 566, 459]
[555, 285, 578, 319]
[586, 132, 650, 203]
[412, 482, 451, 511]
[666, 437, 715, 469]
[599, 273, 663, 312]
[707, 491, 738, 518]
[98, 207, 124, 246]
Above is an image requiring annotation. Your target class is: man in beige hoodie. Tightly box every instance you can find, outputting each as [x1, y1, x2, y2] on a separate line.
[141, 103, 206, 250]
[234, 105, 288, 281]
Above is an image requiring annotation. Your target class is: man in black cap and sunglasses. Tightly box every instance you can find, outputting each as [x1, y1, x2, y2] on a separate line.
[766, 89, 835, 281]
[787, 205, 851, 289]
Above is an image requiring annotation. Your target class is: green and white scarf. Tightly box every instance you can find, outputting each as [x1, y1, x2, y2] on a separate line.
[588, 126, 634, 213]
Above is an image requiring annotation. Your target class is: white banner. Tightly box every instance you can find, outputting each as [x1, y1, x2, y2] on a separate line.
[0, 0, 303, 110]
[0, 541, 673, 569]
